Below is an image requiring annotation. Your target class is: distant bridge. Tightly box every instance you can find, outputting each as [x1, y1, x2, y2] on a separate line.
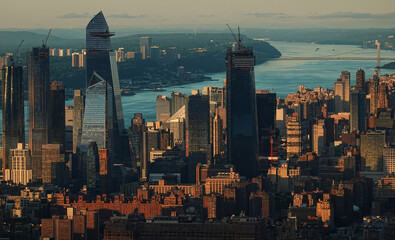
[254, 42, 395, 67]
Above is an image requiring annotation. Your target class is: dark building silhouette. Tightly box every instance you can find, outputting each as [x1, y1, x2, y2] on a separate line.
[356, 69, 365, 92]
[28, 46, 50, 180]
[42, 144, 65, 185]
[2, 65, 25, 172]
[256, 90, 276, 157]
[48, 81, 65, 147]
[84, 11, 125, 157]
[350, 91, 366, 132]
[186, 93, 211, 163]
[226, 44, 258, 179]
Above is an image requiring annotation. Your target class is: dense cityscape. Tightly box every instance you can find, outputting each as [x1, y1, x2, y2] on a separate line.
[0, 6, 395, 240]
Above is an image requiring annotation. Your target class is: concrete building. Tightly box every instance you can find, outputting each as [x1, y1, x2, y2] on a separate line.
[361, 131, 385, 173]
[383, 145, 395, 175]
[287, 114, 302, 159]
[4, 143, 32, 185]
[313, 119, 326, 156]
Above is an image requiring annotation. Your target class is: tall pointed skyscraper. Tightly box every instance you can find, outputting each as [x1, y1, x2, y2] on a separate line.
[2, 64, 25, 172]
[82, 11, 125, 155]
[28, 46, 50, 180]
[226, 40, 258, 179]
[85, 11, 124, 133]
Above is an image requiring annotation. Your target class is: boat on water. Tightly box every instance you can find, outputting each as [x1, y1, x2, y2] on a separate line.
[153, 88, 166, 92]
[120, 89, 136, 96]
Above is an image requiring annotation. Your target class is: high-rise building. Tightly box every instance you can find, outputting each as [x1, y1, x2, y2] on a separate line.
[341, 71, 351, 112]
[28, 46, 50, 180]
[83, 11, 125, 158]
[186, 94, 211, 163]
[361, 131, 385, 172]
[129, 113, 146, 171]
[4, 143, 32, 185]
[73, 90, 84, 153]
[287, 114, 302, 159]
[150, 46, 160, 60]
[369, 71, 379, 116]
[378, 82, 388, 109]
[256, 90, 276, 157]
[350, 91, 366, 132]
[2, 65, 25, 172]
[384, 145, 395, 175]
[226, 44, 258, 179]
[212, 110, 223, 161]
[170, 92, 187, 116]
[140, 36, 152, 59]
[65, 106, 74, 152]
[48, 81, 65, 147]
[85, 11, 124, 131]
[312, 119, 326, 156]
[85, 142, 99, 191]
[42, 144, 65, 185]
[80, 73, 113, 150]
[156, 95, 171, 122]
[356, 69, 365, 92]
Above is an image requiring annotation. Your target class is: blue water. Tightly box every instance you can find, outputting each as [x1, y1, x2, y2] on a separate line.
[4, 41, 395, 137]
[119, 41, 394, 125]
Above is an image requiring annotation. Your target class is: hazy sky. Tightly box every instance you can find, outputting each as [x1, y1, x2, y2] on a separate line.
[1, 0, 395, 29]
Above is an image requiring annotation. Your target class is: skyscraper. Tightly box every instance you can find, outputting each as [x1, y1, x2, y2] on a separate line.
[140, 36, 152, 59]
[287, 114, 302, 159]
[361, 131, 385, 172]
[80, 73, 113, 150]
[73, 90, 84, 153]
[48, 81, 65, 146]
[186, 94, 211, 163]
[256, 90, 276, 157]
[350, 91, 366, 132]
[369, 71, 379, 116]
[2, 65, 25, 172]
[42, 144, 65, 185]
[356, 69, 365, 92]
[83, 11, 125, 157]
[156, 95, 171, 122]
[85, 11, 124, 133]
[4, 143, 32, 185]
[226, 44, 258, 179]
[341, 71, 351, 112]
[28, 46, 50, 180]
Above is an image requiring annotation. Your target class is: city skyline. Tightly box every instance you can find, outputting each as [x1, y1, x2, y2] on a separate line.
[1, 0, 395, 29]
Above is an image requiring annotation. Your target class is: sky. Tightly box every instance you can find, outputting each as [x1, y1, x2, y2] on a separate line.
[1, 0, 395, 30]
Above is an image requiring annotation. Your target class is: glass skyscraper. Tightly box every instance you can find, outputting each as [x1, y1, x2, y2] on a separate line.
[81, 11, 124, 156]
[226, 45, 258, 179]
[2, 65, 25, 172]
[85, 11, 124, 134]
[28, 46, 50, 180]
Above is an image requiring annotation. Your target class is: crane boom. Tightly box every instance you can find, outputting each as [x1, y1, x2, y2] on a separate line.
[10, 40, 24, 65]
[226, 24, 242, 50]
[42, 28, 52, 47]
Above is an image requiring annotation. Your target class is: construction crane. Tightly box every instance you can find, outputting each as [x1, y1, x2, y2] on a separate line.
[42, 28, 52, 47]
[226, 24, 242, 50]
[9, 40, 24, 65]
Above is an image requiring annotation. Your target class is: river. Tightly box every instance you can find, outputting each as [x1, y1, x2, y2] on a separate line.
[4, 41, 395, 136]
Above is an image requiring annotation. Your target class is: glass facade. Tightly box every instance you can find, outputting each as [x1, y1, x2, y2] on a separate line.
[81, 73, 113, 150]
[2, 65, 25, 171]
[226, 46, 258, 179]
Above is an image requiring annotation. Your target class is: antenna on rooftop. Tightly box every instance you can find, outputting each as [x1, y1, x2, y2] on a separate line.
[42, 28, 52, 47]
[226, 24, 242, 50]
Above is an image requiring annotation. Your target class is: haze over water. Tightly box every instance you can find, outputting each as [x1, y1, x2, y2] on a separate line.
[120, 41, 395, 125]
[7, 41, 395, 136]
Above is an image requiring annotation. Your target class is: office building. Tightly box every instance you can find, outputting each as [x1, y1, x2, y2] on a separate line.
[42, 144, 65, 185]
[2, 65, 25, 172]
[171, 92, 187, 116]
[4, 143, 32, 185]
[186, 94, 211, 163]
[140, 36, 152, 59]
[48, 81, 65, 146]
[65, 106, 74, 152]
[156, 95, 171, 122]
[85, 11, 124, 132]
[83, 11, 125, 158]
[73, 90, 84, 153]
[287, 114, 302, 159]
[150, 46, 160, 60]
[334, 79, 345, 113]
[312, 119, 326, 156]
[341, 71, 351, 112]
[256, 90, 276, 157]
[361, 131, 385, 172]
[350, 91, 366, 132]
[226, 43, 258, 179]
[212, 110, 223, 161]
[28, 46, 50, 180]
[383, 145, 395, 175]
[370, 71, 379, 116]
[356, 69, 365, 92]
